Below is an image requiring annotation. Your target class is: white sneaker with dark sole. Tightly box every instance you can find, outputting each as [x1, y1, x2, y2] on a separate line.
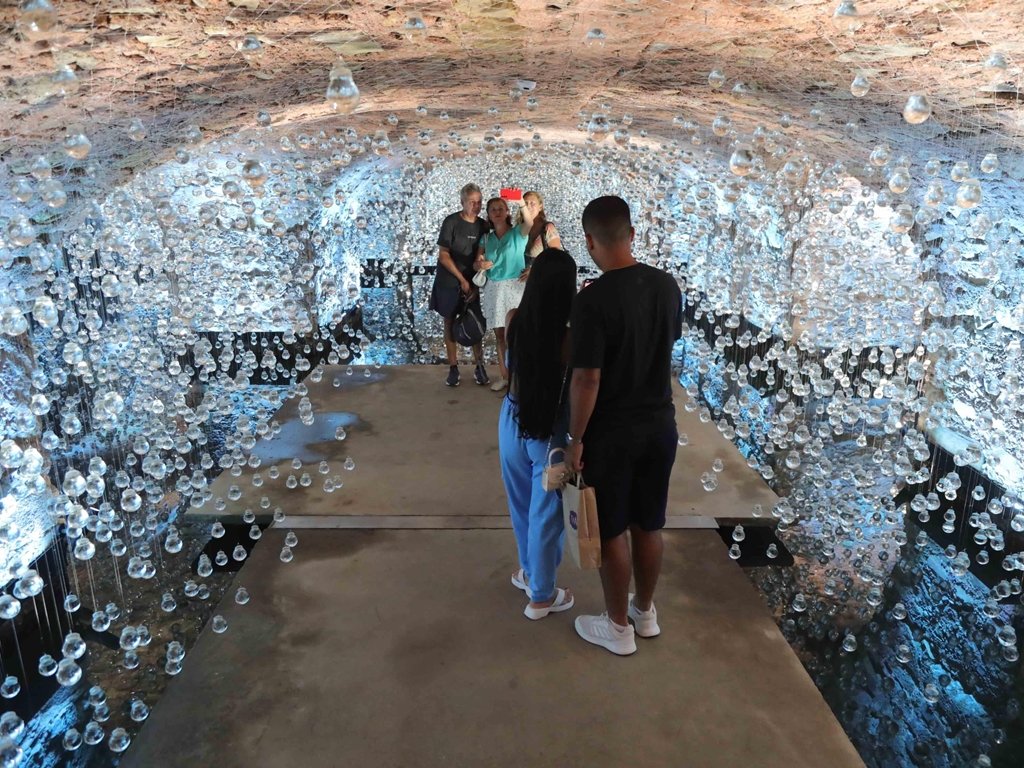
[574, 613, 637, 656]
[628, 593, 661, 638]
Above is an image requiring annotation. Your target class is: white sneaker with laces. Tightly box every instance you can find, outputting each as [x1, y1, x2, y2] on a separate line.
[574, 613, 637, 656]
[489, 377, 508, 392]
[628, 593, 661, 638]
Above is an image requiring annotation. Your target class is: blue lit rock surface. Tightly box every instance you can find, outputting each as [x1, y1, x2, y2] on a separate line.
[18, 687, 93, 768]
[825, 539, 1019, 767]
[747, 455, 1023, 767]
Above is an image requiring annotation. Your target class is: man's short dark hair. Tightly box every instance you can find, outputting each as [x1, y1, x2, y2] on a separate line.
[581, 196, 632, 244]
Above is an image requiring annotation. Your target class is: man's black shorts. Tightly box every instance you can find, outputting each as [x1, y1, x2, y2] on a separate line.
[581, 419, 678, 540]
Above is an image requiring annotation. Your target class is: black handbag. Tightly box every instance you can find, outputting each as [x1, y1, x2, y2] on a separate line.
[453, 298, 487, 347]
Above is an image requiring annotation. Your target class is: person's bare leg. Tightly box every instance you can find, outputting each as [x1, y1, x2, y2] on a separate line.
[495, 327, 508, 380]
[630, 526, 663, 611]
[528, 588, 572, 609]
[472, 342, 484, 365]
[599, 532, 632, 626]
[443, 317, 457, 366]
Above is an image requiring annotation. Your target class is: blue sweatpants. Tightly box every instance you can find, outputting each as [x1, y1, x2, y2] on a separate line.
[498, 396, 564, 604]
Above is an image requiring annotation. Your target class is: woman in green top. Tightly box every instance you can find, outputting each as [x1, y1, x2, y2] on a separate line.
[474, 197, 534, 391]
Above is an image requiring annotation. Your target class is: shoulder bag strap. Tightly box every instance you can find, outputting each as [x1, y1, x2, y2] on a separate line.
[525, 223, 550, 270]
[545, 364, 570, 457]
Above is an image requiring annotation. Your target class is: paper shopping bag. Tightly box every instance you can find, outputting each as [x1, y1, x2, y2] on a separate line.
[562, 475, 601, 570]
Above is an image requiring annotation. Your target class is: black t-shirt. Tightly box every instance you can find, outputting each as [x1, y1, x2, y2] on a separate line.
[570, 263, 682, 433]
[437, 212, 488, 282]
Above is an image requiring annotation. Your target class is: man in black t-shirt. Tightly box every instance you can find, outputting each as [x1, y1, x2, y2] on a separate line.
[567, 195, 682, 656]
[429, 183, 490, 387]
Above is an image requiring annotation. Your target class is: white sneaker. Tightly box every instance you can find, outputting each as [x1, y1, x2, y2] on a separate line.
[574, 613, 637, 656]
[628, 593, 661, 638]
[489, 377, 508, 392]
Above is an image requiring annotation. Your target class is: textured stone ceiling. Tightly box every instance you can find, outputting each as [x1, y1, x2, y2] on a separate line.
[1, 0, 1022, 190]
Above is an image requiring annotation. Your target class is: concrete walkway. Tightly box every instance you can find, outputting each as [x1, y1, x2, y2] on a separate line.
[123, 528, 864, 768]
[135, 364, 863, 768]
[195, 365, 778, 529]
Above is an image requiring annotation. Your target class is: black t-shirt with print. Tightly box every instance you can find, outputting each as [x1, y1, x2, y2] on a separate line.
[570, 263, 682, 433]
[436, 212, 488, 283]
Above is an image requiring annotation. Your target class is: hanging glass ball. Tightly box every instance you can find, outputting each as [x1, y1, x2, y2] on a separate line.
[326, 62, 360, 114]
[728, 147, 754, 176]
[832, 1, 862, 32]
[902, 94, 932, 125]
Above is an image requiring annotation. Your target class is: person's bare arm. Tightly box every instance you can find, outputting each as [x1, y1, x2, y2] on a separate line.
[438, 246, 471, 294]
[567, 367, 600, 472]
[517, 205, 535, 236]
[545, 223, 563, 250]
[438, 247, 462, 279]
[473, 244, 494, 272]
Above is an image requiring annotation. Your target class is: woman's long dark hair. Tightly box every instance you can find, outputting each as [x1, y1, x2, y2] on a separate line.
[507, 248, 577, 439]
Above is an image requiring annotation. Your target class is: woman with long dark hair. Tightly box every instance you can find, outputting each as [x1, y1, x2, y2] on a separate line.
[498, 248, 578, 619]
